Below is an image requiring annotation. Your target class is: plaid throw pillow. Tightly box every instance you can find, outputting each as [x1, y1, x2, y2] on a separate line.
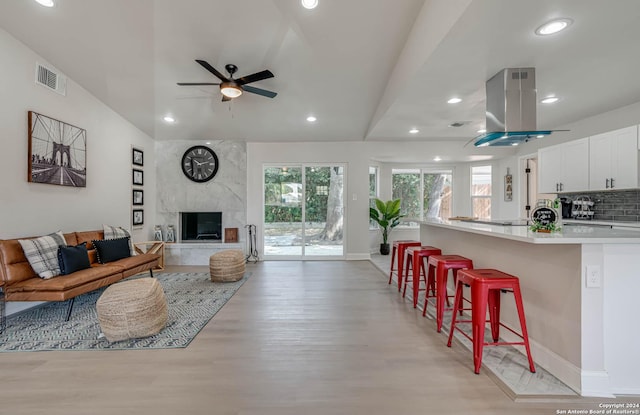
[18, 231, 67, 279]
[103, 224, 136, 256]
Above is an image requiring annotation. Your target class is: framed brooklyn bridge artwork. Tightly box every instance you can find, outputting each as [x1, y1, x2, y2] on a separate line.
[28, 111, 87, 187]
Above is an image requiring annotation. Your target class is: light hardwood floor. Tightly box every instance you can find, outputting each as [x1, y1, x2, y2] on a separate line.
[0, 261, 636, 414]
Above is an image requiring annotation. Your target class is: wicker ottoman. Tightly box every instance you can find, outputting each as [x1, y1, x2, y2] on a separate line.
[210, 249, 245, 282]
[96, 278, 168, 342]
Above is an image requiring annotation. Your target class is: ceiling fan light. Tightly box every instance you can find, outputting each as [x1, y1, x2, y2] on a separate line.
[220, 82, 242, 98]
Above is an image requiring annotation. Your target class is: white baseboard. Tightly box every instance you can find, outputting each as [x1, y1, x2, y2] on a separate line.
[497, 325, 583, 394]
[580, 371, 614, 398]
[346, 253, 370, 261]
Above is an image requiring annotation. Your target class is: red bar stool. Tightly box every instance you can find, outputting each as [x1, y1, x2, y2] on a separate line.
[402, 246, 442, 308]
[424, 255, 474, 332]
[447, 269, 535, 375]
[388, 240, 421, 292]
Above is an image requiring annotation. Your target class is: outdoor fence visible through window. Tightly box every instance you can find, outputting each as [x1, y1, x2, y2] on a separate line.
[471, 165, 492, 220]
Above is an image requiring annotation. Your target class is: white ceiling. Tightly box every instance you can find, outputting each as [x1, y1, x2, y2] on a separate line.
[2, 0, 640, 155]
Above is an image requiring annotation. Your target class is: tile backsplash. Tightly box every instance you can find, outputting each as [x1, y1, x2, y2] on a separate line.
[562, 190, 640, 222]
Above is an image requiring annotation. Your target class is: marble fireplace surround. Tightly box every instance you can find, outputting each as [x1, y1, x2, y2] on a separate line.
[156, 140, 247, 266]
[165, 211, 243, 266]
[165, 241, 243, 266]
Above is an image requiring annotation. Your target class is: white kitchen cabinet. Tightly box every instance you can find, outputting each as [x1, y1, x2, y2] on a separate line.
[538, 138, 590, 193]
[589, 126, 639, 191]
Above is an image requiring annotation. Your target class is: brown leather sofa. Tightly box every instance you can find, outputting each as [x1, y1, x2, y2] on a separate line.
[0, 230, 160, 319]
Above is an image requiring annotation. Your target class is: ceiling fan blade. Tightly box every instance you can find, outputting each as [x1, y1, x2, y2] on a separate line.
[242, 85, 277, 98]
[221, 95, 232, 102]
[177, 82, 220, 86]
[235, 70, 274, 86]
[195, 59, 229, 82]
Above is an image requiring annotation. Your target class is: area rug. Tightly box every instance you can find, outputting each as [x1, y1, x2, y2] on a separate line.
[0, 272, 249, 352]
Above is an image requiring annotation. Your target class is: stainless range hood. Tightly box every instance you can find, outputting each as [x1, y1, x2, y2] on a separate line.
[473, 68, 556, 147]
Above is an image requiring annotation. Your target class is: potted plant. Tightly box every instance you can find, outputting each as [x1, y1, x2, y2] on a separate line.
[529, 221, 561, 233]
[369, 198, 404, 255]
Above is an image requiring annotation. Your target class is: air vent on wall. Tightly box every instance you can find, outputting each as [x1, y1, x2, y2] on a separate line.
[35, 62, 66, 96]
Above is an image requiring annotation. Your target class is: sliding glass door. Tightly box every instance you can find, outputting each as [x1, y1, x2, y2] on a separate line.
[263, 165, 344, 259]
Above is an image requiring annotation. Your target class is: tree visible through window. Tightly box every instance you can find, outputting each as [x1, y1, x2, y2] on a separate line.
[392, 168, 453, 226]
[369, 167, 378, 228]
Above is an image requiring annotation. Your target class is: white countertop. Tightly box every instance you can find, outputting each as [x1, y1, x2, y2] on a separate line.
[563, 219, 640, 228]
[421, 218, 640, 244]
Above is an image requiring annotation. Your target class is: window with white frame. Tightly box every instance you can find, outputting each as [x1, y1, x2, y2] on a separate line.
[471, 165, 492, 219]
[369, 166, 378, 228]
[392, 168, 453, 227]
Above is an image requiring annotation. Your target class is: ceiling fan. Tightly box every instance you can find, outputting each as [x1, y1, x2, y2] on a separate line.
[177, 59, 277, 101]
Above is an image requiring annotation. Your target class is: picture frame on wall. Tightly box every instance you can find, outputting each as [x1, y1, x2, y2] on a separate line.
[27, 111, 87, 187]
[133, 189, 143, 205]
[133, 209, 144, 226]
[504, 172, 513, 202]
[132, 169, 144, 186]
[132, 148, 144, 166]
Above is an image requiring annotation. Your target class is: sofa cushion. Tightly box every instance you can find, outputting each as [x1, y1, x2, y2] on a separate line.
[75, 230, 104, 250]
[18, 231, 67, 279]
[58, 243, 91, 275]
[92, 237, 131, 264]
[103, 225, 136, 255]
[5, 264, 123, 293]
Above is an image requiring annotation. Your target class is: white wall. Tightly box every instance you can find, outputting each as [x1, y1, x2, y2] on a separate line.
[0, 28, 156, 313]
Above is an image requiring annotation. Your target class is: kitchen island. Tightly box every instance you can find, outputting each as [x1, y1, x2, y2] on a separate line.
[420, 219, 640, 397]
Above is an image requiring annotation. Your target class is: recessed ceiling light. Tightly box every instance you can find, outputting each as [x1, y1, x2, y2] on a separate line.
[535, 18, 573, 36]
[433, 156, 442, 162]
[205, 142, 211, 145]
[409, 128, 419, 134]
[34, 0, 55, 7]
[477, 129, 487, 134]
[511, 143, 519, 146]
[163, 116, 175, 123]
[536, 135, 545, 139]
[301, 0, 318, 10]
[447, 97, 462, 104]
[306, 116, 317, 122]
[541, 96, 559, 104]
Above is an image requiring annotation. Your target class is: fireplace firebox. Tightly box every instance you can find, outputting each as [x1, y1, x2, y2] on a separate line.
[180, 212, 222, 242]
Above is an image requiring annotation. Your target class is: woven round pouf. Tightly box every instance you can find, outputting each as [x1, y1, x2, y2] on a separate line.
[96, 278, 167, 342]
[210, 249, 245, 282]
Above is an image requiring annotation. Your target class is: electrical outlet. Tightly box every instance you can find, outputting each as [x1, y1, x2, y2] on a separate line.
[586, 265, 601, 288]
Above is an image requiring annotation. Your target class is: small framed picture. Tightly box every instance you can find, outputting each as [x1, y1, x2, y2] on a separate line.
[133, 169, 144, 186]
[504, 173, 513, 202]
[132, 189, 143, 205]
[132, 148, 144, 166]
[133, 209, 144, 226]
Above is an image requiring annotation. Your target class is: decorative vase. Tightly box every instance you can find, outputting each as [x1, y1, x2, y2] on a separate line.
[154, 226, 163, 241]
[165, 225, 175, 243]
[380, 243, 390, 255]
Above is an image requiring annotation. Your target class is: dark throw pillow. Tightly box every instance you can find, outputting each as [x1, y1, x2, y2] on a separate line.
[57, 242, 91, 275]
[92, 237, 132, 264]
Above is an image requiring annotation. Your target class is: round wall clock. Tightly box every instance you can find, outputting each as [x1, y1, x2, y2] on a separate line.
[181, 145, 219, 183]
